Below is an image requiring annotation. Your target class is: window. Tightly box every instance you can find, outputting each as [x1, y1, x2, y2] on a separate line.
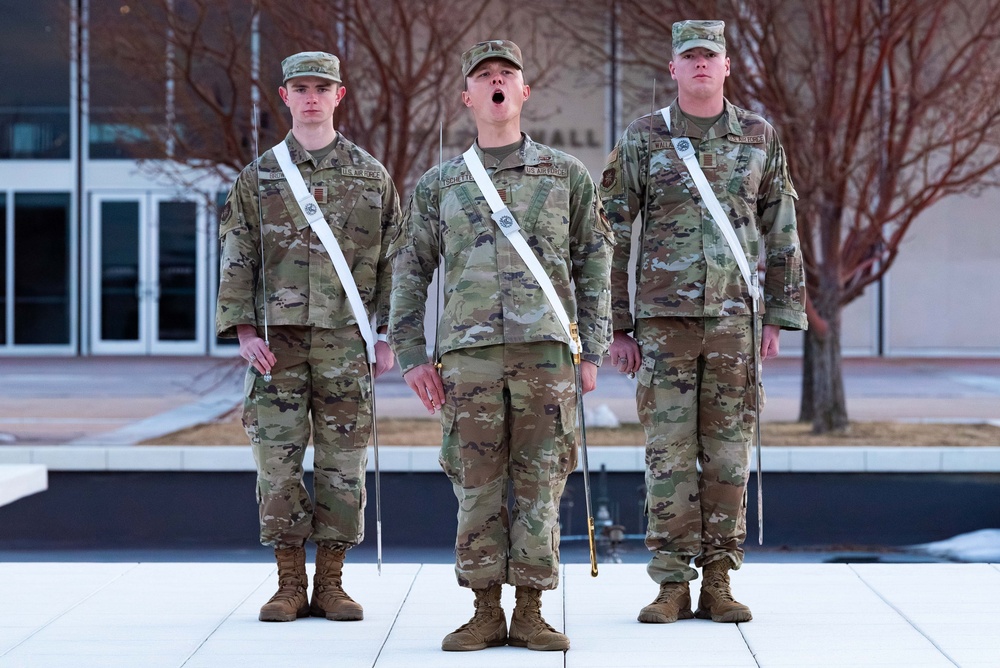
[14, 193, 71, 344]
[0, 194, 6, 344]
[88, 1, 166, 159]
[0, 1, 71, 159]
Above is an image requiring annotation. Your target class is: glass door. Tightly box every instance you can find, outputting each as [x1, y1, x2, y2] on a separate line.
[90, 193, 206, 354]
[90, 194, 144, 353]
[150, 196, 205, 354]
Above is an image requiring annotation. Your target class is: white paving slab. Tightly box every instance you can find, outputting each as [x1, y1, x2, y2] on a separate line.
[0, 562, 995, 667]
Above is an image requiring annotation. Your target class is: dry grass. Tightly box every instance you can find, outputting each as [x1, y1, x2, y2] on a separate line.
[141, 415, 1000, 447]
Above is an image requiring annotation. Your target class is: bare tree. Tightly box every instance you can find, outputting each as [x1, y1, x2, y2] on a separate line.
[85, 0, 568, 192]
[579, 0, 1000, 432]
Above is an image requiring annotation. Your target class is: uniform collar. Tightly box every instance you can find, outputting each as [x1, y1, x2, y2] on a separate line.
[721, 99, 743, 136]
[471, 132, 541, 170]
[282, 130, 346, 168]
[666, 98, 742, 140]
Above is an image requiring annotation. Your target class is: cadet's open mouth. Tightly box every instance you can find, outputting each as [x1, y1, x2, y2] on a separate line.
[492, 91, 505, 104]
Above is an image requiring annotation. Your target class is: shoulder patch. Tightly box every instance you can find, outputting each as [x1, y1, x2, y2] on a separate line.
[525, 165, 568, 177]
[601, 168, 616, 190]
[729, 134, 765, 144]
[341, 167, 382, 179]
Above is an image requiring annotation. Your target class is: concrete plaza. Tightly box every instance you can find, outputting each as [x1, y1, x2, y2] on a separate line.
[2, 561, 999, 667]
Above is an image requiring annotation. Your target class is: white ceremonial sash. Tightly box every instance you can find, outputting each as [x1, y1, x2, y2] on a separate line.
[461, 146, 578, 355]
[660, 107, 760, 308]
[272, 140, 377, 362]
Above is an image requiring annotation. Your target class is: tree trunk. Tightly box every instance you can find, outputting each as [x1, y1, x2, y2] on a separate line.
[800, 285, 849, 433]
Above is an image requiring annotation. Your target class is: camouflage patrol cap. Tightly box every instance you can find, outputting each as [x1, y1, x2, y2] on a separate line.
[281, 51, 342, 84]
[461, 39, 523, 77]
[672, 20, 726, 54]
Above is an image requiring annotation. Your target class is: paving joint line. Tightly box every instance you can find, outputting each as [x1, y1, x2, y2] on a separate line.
[847, 563, 960, 668]
[372, 563, 423, 667]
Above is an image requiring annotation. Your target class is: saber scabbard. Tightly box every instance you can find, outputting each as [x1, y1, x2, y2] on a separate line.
[570, 323, 598, 577]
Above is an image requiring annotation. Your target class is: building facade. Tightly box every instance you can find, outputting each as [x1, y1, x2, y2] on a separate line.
[1, 1, 997, 357]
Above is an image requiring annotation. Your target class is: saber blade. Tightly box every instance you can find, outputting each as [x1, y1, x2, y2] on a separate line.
[251, 103, 271, 382]
[570, 323, 598, 577]
[752, 288, 763, 545]
[370, 362, 383, 574]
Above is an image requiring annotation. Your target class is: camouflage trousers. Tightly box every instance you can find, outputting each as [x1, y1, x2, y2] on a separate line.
[634, 317, 759, 584]
[439, 342, 578, 591]
[243, 325, 371, 551]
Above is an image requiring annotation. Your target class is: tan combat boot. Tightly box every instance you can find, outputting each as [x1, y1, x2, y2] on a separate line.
[695, 559, 752, 623]
[441, 585, 507, 651]
[637, 581, 694, 623]
[310, 546, 364, 621]
[508, 586, 570, 651]
[258, 546, 309, 622]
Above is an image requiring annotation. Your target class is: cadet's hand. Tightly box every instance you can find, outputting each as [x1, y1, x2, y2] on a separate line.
[761, 324, 780, 361]
[403, 363, 445, 414]
[373, 340, 395, 379]
[237, 324, 275, 377]
[608, 330, 641, 375]
[580, 361, 598, 394]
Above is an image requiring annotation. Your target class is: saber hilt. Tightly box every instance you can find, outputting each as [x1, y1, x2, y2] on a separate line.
[570, 323, 598, 577]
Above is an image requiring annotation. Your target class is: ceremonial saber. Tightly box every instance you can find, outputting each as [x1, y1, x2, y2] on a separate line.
[251, 103, 271, 383]
[570, 324, 598, 577]
[628, 79, 657, 381]
[370, 360, 383, 573]
[751, 277, 763, 545]
[434, 122, 443, 371]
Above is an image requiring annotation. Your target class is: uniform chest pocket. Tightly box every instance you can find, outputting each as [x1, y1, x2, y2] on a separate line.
[339, 186, 383, 248]
[518, 178, 570, 252]
[441, 184, 491, 254]
[726, 144, 766, 204]
[649, 149, 694, 216]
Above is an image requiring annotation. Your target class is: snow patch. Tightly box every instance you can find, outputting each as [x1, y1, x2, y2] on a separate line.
[910, 528, 1000, 562]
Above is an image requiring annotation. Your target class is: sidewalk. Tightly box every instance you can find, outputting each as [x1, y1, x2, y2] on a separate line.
[2, 356, 1000, 445]
[2, 561, 997, 667]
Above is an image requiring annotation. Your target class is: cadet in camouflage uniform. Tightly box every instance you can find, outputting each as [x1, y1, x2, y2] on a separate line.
[216, 51, 401, 624]
[600, 21, 807, 624]
[389, 40, 612, 652]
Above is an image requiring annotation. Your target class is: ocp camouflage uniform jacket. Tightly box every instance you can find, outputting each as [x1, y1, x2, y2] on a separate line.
[390, 135, 613, 374]
[600, 98, 807, 332]
[216, 131, 401, 339]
